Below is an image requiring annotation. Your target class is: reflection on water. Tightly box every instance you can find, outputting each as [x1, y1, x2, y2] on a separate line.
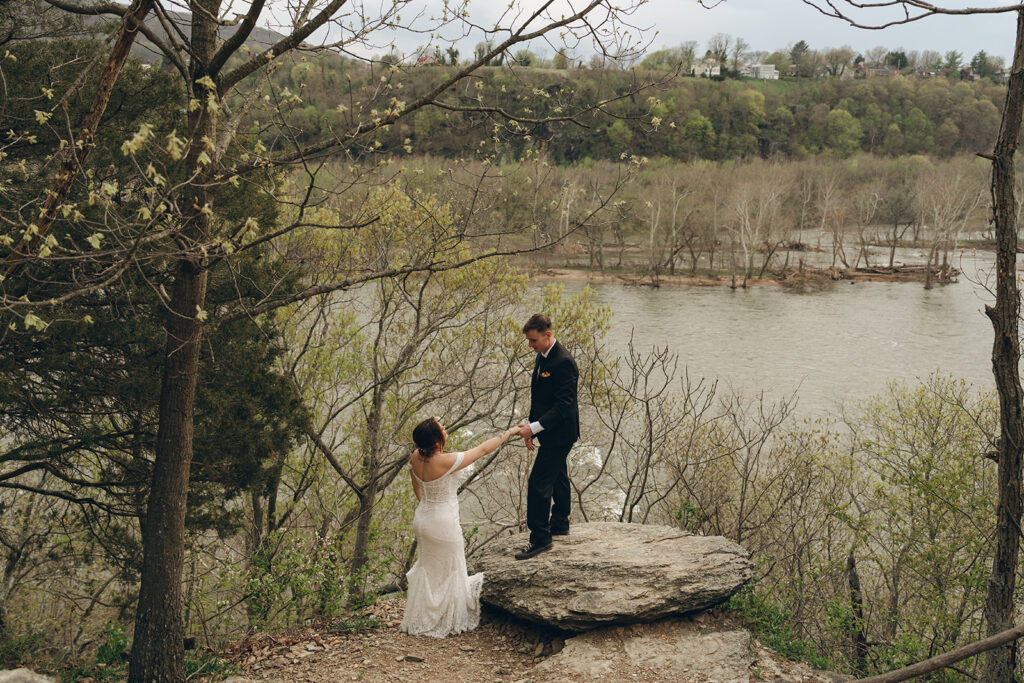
[556, 253, 1000, 418]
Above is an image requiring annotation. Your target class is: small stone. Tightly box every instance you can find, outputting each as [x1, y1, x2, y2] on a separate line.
[404, 654, 424, 662]
[395, 655, 405, 662]
[496, 667, 511, 675]
[362, 658, 371, 664]
[533, 642, 544, 657]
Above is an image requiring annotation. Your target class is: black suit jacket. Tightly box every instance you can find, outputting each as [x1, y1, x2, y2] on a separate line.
[529, 341, 580, 448]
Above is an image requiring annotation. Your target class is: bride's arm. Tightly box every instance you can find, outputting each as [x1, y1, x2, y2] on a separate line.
[409, 456, 423, 501]
[458, 428, 518, 470]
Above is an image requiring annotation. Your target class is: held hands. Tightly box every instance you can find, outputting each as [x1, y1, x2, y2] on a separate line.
[515, 423, 536, 451]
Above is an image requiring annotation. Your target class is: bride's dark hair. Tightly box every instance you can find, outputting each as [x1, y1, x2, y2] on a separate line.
[412, 417, 444, 459]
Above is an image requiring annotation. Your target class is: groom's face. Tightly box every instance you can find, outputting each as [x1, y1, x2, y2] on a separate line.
[524, 329, 553, 355]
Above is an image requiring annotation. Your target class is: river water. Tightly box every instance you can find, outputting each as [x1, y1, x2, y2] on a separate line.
[556, 250, 1001, 419]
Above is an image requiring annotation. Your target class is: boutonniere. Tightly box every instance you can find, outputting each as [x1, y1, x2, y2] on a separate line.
[540, 371, 551, 378]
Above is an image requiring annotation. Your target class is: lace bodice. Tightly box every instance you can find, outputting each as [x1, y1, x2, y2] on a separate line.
[410, 451, 464, 505]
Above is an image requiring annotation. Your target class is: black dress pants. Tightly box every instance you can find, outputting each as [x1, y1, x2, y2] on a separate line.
[527, 440, 573, 546]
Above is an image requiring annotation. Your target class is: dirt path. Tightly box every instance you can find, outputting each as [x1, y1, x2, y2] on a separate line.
[226, 598, 553, 683]
[224, 598, 847, 683]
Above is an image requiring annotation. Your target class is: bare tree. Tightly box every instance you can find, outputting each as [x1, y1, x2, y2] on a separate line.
[851, 180, 883, 270]
[707, 32, 731, 66]
[823, 45, 856, 77]
[915, 159, 985, 288]
[729, 163, 787, 285]
[864, 45, 888, 65]
[730, 36, 750, 72]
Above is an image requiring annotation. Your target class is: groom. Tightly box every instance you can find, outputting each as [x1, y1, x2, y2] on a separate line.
[513, 314, 580, 560]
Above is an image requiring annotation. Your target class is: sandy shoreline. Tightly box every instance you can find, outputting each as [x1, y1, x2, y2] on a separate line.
[527, 268, 780, 287]
[525, 266, 948, 288]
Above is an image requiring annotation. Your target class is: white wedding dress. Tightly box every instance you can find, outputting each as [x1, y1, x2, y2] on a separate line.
[401, 451, 484, 637]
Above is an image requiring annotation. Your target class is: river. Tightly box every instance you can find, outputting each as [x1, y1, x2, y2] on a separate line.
[555, 250, 1001, 419]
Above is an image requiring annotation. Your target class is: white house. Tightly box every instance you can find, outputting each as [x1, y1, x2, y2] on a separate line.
[741, 63, 779, 80]
[692, 57, 721, 77]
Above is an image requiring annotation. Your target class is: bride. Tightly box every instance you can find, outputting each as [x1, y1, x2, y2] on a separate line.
[400, 417, 516, 637]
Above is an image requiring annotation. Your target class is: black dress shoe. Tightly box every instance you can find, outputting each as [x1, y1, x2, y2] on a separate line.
[514, 542, 553, 560]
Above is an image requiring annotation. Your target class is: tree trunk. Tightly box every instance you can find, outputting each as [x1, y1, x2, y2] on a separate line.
[128, 2, 217, 679]
[0, 549, 17, 639]
[348, 477, 379, 605]
[847, 551, 869, 675]
[981, 10, 1024, 683]
[128, 259, 208, 682]
[923, 242, 938, 290]
[729, 241, 737, 289]
[348, 392, 384, 605]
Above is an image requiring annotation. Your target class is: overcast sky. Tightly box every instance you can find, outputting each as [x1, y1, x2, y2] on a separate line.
[364, 0, 1017, 64]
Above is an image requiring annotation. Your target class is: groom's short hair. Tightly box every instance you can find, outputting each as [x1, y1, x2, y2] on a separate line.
[522, 314, 552, 334]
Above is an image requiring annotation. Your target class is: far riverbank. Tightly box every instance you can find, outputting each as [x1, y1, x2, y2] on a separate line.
[527, 264, 956, 289]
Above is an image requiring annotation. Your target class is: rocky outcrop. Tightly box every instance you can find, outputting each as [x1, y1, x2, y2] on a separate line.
[532, 616, 752, 682]
[470, 522, 752, 631]
[526, 612, 854, 683]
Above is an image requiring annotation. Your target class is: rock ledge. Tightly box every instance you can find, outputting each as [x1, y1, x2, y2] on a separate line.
[470, 522, 752, 631]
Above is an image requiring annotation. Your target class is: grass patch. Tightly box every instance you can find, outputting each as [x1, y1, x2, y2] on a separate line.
[0, 632, 49, 668]
[186, 649, 240, 680]
[725, 586, 836, 671]
[327, 615, 382, 634]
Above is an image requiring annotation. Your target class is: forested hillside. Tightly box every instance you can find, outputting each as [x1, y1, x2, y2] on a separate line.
[246, 56, 1004, 162]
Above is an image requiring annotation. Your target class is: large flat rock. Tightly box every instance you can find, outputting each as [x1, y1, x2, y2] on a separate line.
[470, 522, 752, 631]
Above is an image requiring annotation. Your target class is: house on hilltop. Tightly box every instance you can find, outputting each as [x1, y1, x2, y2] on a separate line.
[692, 57, 721, 77]
[856, 64, 895, 78]
[739, 63, 779, 80]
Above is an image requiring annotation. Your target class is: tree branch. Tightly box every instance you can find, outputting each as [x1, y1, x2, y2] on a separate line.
[857, 622, 1024, 682]
[799, 0, 1024, 30]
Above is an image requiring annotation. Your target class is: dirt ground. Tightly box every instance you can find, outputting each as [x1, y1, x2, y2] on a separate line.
[224, 598, 558, 683]
[222, 597, 847, 683]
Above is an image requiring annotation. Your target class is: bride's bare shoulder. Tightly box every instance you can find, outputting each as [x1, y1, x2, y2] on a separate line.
[437, 451, 459, 467]
[412, 451, 458, 480]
